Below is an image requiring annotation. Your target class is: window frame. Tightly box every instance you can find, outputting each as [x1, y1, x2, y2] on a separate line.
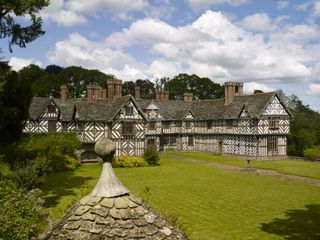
[48, 105, 55, 113]
[188, 135, 194, 146]
[185, 121, 192, 129]
[163, 121, 170, 129]
[267, 136, 278, 152]
[125, 106, 134, 116]
[149, 122, 155, 130]
[268, 117, 280, 129]
[122, 121, 134, 135]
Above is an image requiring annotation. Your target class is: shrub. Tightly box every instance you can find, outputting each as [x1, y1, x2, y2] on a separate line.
[0, 179, 47, 240]
[212, 149, 221, 156]
[14, 155, 50, 189]
[21, 132, 82, 157]
[143, 147, 160, 166]
[49, 153, 79, 172]
[303, 145, 320, 159]
[113, 156, 148, 168]
[165, 147, 176, 152]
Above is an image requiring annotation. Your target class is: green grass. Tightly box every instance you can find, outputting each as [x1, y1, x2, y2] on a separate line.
[41, 157, 320, 240]
[167, 152, 320, 179]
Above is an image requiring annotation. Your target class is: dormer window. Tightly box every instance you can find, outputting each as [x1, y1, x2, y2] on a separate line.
[207, 120, 212, 129]
[269, 117, 279, 129]
[48, 105, 55, 113]
[125, 106, 133, 116]
[185, 121, 192, 129]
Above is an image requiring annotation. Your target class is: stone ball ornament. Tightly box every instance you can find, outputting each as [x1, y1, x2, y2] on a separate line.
[94, 137, 116, 162]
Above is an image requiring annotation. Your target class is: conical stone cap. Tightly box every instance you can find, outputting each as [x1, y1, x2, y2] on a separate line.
[91, 162, 129, 198]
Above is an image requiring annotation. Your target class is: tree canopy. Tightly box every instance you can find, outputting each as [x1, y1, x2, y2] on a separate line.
[164, 73, 224, 100]
[0, 0, 49, 52]
[0, 64, 32, 145]
[278, 91, 320, 156]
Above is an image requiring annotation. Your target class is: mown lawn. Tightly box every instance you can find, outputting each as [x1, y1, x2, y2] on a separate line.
[41, 155, 320, 240]
[167, 152, 320, 179]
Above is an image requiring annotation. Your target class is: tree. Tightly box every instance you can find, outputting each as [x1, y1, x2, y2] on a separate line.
[136, 79, 155, 99]
[0, 64, 32, 145]
[0, 0, 49, 52]
[122, 81, 135, 96]
[164, 73, 224, 100]
[278, 91, 320, 156]
[56, 66, 116, 98]
[45, 64, 63, 75]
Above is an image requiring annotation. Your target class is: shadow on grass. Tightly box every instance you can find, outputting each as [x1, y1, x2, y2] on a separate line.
[40, 170, 94, 208]
[261, 204, 320, 240]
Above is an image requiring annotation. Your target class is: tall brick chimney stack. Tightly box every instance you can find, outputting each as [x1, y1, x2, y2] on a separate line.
[108, 79, 123, 102]
[183, 92, 193, 101]
[135, 85, 141, 99]
[60, 85, 68, 103]
[155, 90, 169, 101]
[108, 80, 114, 102]
[224, 82, 244, 105]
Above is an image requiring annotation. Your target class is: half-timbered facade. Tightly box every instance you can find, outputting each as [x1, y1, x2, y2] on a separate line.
[24, 81, 292, 159]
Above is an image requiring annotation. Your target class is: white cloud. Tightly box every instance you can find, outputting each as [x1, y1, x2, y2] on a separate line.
[187, 0, 249, 9]
[294, 2, 311, 12]
[9, 57, 42, 71]
[313, 1, 320, 17]
[48, 10, 319, 89]
[240, 13, 274, 32]
[48, 33, 146, 81]
[308, 83, 320, 96]
[244, 82, 275, 94]
[277, 1, 289, 10]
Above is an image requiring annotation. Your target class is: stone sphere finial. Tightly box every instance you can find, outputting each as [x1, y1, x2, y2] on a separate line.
[94, 138, 116, 162]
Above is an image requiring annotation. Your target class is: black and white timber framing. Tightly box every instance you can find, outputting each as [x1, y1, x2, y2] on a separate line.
[24, 81, 292, 159]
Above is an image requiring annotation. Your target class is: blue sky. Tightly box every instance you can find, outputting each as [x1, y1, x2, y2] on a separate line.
[2, 0, 320, 110]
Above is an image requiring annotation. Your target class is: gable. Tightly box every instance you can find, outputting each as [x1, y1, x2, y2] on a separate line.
[239, 108, 250, 118]
[39, 99, 59, 119]
[262, 96, 288, 116]
[115, 99, 143, 120]
[184, 111, 194, 120]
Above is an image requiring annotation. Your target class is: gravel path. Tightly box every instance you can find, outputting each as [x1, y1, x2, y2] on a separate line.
[162, 154, 320, 187]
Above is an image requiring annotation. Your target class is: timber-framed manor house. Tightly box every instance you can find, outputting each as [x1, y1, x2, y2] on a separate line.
[24, 80, 292, 160]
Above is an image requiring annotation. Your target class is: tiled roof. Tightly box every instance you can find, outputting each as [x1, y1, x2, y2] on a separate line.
[40, 194, 187, 239]
[28, 97, 52, 120]
[28, 92, 285, 122]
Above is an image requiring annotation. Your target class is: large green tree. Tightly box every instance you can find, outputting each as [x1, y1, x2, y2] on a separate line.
[164, 73, 224, 100]
[0, 63, 32, 145]
[279, 91, 320, 156]
[0, 0, 49, 52]
[56, 66, 116, 98]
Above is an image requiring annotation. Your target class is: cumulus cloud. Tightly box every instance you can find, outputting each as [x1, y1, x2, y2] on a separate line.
[48, 10, 319, 88]
[239, 13, 274, 32]
[48, 33, 146, 81]
[9, 57, 42, 71]
[277, 1, 289, 10]
[308, 83, 320, 96]
[244, 82, 275, 94]
[39, 0, 174, 26]
[313, 0, 320, 17]
[187, 0, 249, 9]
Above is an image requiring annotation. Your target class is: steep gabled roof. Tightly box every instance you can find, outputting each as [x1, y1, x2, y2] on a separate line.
[28, 91, 289, 122]
[55, 98, 80, 121]
[28, 97, 54, 120]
